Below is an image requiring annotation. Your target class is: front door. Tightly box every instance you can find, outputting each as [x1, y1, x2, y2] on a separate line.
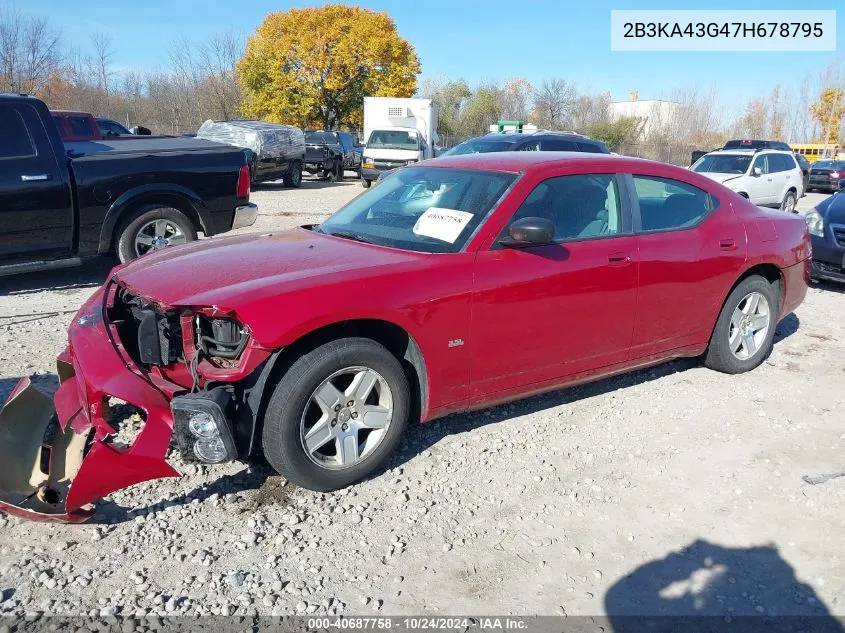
[470, 171, 638, 401]
[0, 101, 73, 264]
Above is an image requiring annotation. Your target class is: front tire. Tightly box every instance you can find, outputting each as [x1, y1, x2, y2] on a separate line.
[116, 206, 197, 263]
[704, 275, 778, 374]
[262, 337, 410, 491]
[361, 178, 372, 189]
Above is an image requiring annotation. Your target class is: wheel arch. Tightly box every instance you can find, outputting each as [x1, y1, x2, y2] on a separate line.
[98, 185, 209, 254]
[247, 318, 429, 455]
[708, 262, 784, 342]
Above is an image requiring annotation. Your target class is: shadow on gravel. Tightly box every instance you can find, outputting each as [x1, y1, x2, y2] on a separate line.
[811, 280, 845, 295]
[0, 257, 111, 298]
[386, 313, 801, 474]
[253, 178, 360, 192]
[604, 539, 842, 632]
[94, 464, 283, 525]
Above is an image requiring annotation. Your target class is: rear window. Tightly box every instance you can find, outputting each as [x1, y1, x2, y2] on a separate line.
[443, 140, 516, 156]
[0, 106, 36, 159]
[68, 116, 93, 137]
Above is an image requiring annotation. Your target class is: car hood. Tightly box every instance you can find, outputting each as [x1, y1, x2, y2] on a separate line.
[113, 228, 427, 308]
[818, 192, 845, 223]
[695, 172, 744, 185]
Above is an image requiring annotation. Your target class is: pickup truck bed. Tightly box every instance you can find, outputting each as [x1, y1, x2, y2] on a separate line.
[1, 95, 257, 272]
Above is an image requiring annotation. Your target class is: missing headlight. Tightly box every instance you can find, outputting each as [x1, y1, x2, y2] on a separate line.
[196, 316, 249, 360]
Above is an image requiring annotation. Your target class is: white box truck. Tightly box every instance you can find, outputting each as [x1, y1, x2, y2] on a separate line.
[360, 97, 439, 188]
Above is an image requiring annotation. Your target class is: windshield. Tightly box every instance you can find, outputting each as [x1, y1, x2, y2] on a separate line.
[317, 166, 516, 253]
[367, 130, 419, 151]
[443, 140, 515, 156]
[692, 154, 751, 174]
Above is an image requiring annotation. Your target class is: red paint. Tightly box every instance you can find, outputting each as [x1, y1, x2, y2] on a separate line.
[1, 152, 810, 522]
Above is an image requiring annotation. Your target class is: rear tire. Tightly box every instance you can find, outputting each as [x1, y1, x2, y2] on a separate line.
[361, 179, 371, 189]
[328, 160, 343, 183]
[116, 206, 197, 263]
[780, 190, 797, 213]
[283, 161, 302, 188]
[262, 337, 410, 491]
[704, 275, 778, 374]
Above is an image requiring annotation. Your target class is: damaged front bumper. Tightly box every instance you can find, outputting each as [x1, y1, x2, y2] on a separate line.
[0, 283, 181, 522]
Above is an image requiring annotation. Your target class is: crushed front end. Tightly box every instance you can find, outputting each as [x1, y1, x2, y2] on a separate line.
[0, 278, 271, 522]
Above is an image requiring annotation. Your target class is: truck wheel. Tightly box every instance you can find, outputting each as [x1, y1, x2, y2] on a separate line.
[328, 160, 343, 183]
[262, 337, 410, 491]
[704, 275, 778, 374]
[283, 161, 302, 188]
[116, 206, 197, 263]
[361, 179, 372, 189]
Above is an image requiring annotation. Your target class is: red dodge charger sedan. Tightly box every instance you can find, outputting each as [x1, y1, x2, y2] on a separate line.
[0, 152, 810, 522]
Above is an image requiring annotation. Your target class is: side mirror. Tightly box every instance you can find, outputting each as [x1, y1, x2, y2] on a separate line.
[130, 126, 152, 136]
[752, 166, 762, 176]
[501, 217, 555, 247]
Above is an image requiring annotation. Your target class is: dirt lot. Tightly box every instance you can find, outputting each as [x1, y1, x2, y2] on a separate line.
[0, 181, 843, 620]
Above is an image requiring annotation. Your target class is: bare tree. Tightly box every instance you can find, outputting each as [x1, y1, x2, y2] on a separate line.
[533, 78, 576, 130]
[89, 32, 115, 101]
[497, 77, 533, 121]
[0, 4, 61, 94]
[196, 31, 243, 121]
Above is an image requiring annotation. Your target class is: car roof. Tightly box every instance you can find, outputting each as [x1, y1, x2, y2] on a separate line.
[708, 148, 792, 156]
[463, 131, 597, 144]
[421, 151, 661, 173]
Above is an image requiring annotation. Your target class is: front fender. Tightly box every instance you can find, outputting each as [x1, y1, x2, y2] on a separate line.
[97, 184, 211, 253]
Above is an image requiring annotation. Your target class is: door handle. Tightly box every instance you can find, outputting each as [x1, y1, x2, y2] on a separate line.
[607, 253, 631, 266]
[719, 238, 737, 250]
[21, 174, 51, 182]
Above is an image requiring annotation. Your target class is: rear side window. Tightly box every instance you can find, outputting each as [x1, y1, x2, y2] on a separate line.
[780, 153, 797, 170]
[540, 139, 579, 151]
[0, 106, 36, 159]
[633, 176, 717, 232]
[68, 116, 93, 137]
[577, 141, 607, 153]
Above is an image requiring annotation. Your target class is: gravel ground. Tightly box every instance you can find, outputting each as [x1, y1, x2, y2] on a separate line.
[0, 183, 843, 619]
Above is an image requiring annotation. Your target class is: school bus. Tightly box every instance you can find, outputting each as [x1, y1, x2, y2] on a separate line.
[791, 143, 842, 163]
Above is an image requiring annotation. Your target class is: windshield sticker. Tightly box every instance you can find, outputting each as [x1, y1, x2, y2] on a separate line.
[413, 207, 474, 243]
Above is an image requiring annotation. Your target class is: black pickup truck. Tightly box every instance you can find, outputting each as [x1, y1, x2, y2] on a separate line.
[1, 95, 257, 273]
[303, 131, 362, 182]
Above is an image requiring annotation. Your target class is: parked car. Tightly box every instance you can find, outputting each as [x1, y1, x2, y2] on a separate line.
[722, 139, 792, 151]
[442, 130, 610, 156]
[806, 159, 845, 194]
[196, 120, 306, 186]
[0, 151, 811, 522]
[691, 149, 804, 212]
[51, 110, 103, 141]
[0, 95, 257, 273]
[96, 117, 152, 137]
[304, 130, 362, 181]
[805, 182, 845, 283]
[795, 153, 811, 194]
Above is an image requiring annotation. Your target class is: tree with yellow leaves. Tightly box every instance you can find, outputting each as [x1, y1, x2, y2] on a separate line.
[810, 87, 844, 144]
[237, 5, 420, 130]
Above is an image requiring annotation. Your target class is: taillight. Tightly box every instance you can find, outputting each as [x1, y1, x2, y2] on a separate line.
[830, 171, 840, 179]
[237, 164, 250, 198]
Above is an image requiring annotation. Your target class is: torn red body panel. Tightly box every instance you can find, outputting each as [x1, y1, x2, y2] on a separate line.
[0, 284, 182, 522]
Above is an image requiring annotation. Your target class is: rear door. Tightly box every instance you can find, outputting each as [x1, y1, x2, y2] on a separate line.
[629, 174, 746, 359]
[0, 101, 73, 263]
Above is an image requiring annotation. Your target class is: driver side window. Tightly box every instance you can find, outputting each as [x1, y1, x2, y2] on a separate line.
[752, 155, 769, 174]
[510, 174, 624, 242]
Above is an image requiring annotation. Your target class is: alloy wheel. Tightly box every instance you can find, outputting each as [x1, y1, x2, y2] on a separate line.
[300, 366, 393, 470]
[728, 291, 771, 360]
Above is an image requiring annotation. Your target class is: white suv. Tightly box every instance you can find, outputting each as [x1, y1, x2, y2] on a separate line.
[691, 149, 804, 212]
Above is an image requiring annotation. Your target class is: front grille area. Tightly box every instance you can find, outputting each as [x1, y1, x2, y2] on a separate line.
[832, 225, 845, 248]
[108, 287, 183, 367]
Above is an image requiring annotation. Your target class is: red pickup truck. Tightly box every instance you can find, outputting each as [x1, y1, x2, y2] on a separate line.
[51, 110, 104, 141]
